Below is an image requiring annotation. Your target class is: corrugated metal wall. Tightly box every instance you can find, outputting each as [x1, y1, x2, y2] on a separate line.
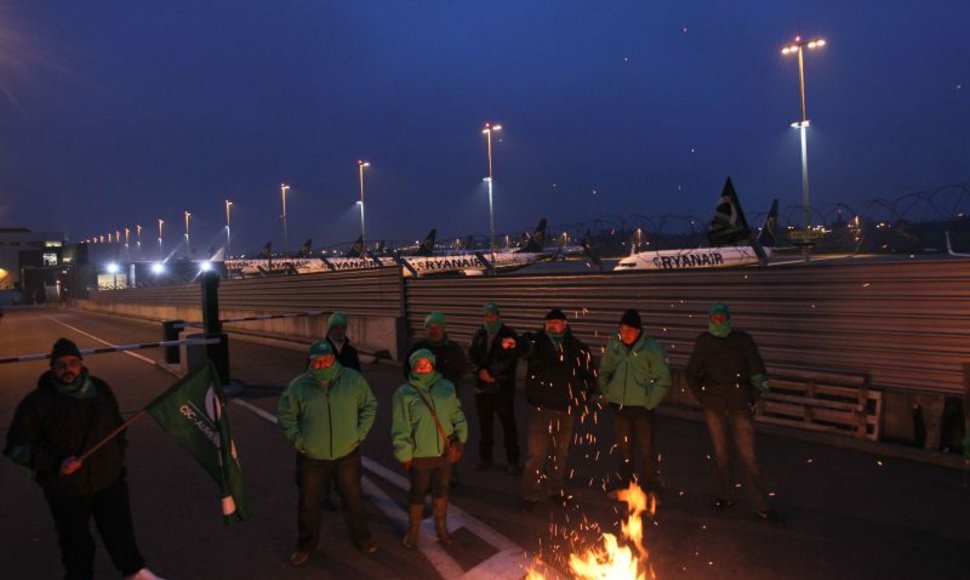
[90, 267, 403, 317]
[405, 258, 970, 397]
[90, 258, 969, 396]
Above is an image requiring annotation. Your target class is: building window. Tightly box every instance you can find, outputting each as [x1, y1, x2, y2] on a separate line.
[43, 252, 58, 266]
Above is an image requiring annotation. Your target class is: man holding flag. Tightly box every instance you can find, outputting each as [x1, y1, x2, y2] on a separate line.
[278, 339, 379, 566]
[4, 338, 163, 580]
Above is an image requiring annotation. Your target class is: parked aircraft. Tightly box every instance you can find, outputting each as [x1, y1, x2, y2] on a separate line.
[613, 178, 778, 272]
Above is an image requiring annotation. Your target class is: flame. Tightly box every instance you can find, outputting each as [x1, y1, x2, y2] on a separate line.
[527, 483, 656, 579]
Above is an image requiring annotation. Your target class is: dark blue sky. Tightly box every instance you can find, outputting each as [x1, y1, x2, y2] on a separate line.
[1, 1, 967, 254]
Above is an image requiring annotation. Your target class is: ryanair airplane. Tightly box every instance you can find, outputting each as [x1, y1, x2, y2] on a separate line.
[613, 178, 778, 272]
[224, 221, 553, 278]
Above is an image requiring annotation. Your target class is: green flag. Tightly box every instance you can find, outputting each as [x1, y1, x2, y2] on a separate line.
[145, 361, 250, 524]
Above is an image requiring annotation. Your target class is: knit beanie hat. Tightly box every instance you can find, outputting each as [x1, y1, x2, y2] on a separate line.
[483, 302, 500, 315]
[50, 338, 82, 365]
[409, 348, 436, 370]
[328, 312, 348, 328]
[424, 311, 446, 328]
[619, 309, 642, 329]
[308, 340, 335, 359]
[709, 303, 731, 318]
[544, 308, 567, 321]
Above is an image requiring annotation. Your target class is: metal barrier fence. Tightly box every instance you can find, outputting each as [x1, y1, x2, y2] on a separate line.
[0, 337, 220, 365]
[405, 257, 970, 397]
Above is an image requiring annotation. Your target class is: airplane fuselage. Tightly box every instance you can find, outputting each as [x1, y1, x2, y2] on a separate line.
[613, 246, 773, 271]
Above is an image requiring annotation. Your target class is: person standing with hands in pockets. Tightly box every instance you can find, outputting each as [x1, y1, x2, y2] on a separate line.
[598, 309, 671, 500]
[278, 339, 379, 567]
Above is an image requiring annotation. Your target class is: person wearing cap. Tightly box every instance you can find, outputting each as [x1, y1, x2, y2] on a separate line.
[278, 339, 379, 566]
[326, 311, 361, 372]
[519, 309, 596, 512]
[4, 338, 163, 580]
[391, 349, 468, 548]
[405, 312, 470, 487]
[598, 309, 671, 498]
[316, 311, 361, 511]
[685, 303, 780, 522]
[404, 312, 469, 387]
[468, 302, 523, 473]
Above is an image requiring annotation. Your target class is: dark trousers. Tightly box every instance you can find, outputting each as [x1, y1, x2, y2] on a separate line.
[408, 457, 452, 505]
[295, 449, 371, 551]
[522, 407, 575, 501]
[702, 407, 770, 511]
[612, 405, 659, 491]
[475, 390, 520, 465]
[46, 476, 146, 580]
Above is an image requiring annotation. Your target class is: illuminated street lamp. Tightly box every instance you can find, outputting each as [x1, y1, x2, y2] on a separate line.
[482, 122, 502, 265]
[225, 199, 233, 257]
[781, 35, 826, 262]
[280, 183, 290, 254]
[184, 211, 192, 257]
[136, 225, 142, 256]
[157, 219, 164, 258]
[357, 160, 370, 249]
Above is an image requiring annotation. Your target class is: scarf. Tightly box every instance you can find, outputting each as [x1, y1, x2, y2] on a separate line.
[53, 370, 97, 399]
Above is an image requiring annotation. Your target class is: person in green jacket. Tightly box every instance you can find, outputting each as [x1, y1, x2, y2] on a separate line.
[278, 340, 378, 566]
[598, 309, 671, 497]
[391, 349, 468, 548]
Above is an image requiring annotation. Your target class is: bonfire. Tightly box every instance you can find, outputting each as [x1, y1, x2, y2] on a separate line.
[527, 483, 656, 579]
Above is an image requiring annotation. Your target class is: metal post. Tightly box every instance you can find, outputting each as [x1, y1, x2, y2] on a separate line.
[200, 271, 230, 387]
[162, 319, 183, 364]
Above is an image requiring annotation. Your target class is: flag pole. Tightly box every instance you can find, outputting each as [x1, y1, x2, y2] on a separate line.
[76, 410, 148, 464]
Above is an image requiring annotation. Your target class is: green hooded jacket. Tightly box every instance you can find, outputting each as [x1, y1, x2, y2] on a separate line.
[598, 333, 671, 410]
[391, 374, 468, 463]
[277, 366, 377, 460]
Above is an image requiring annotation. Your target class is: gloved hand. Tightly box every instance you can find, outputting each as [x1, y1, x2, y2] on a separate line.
[402, 460, 413, 471]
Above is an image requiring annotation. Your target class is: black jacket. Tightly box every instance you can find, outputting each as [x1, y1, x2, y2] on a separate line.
[685, 329, 767, 411]
[328, 337, 362, 372]
[4, 371, 126, 498]
[521, 329, 595, 411]
[404, 337, 469, 387]
[468, 323, 520, 394]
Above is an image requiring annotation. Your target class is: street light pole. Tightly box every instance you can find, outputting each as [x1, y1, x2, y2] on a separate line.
[136, 225, 142, 257]
[782, 36, 826, 262]
[482, 122, 502, 268]
[280, 183, 290, 254]
[225, 199, 233, 257]
[184, 211, 192, 258]
[357, 160, 370, 250]
[157, 219, 164, 259]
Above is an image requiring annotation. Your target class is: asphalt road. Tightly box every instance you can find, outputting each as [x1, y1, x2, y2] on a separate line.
[1, 307, 968, 579]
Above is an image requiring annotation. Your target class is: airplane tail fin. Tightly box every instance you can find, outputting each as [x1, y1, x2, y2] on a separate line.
[708, 177, 752, 247]
[519, 218, 547, 253]
[416, 229, 437, 256]
[298, 238, 313, 257]
[345, 236, 364, 258]
[756, 199, 779, 249]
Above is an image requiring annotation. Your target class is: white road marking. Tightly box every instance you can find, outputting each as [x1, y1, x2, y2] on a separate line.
[46, 316, 157, 365]
[232, 399, 528, 579]
[41, 316, 530, 579]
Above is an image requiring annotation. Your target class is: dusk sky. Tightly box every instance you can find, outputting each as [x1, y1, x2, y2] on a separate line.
[1, 1, 967, 255]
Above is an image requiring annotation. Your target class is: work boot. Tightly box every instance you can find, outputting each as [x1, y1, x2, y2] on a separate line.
[432, 498, 452, 545]
[402, 504, 423, 549]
